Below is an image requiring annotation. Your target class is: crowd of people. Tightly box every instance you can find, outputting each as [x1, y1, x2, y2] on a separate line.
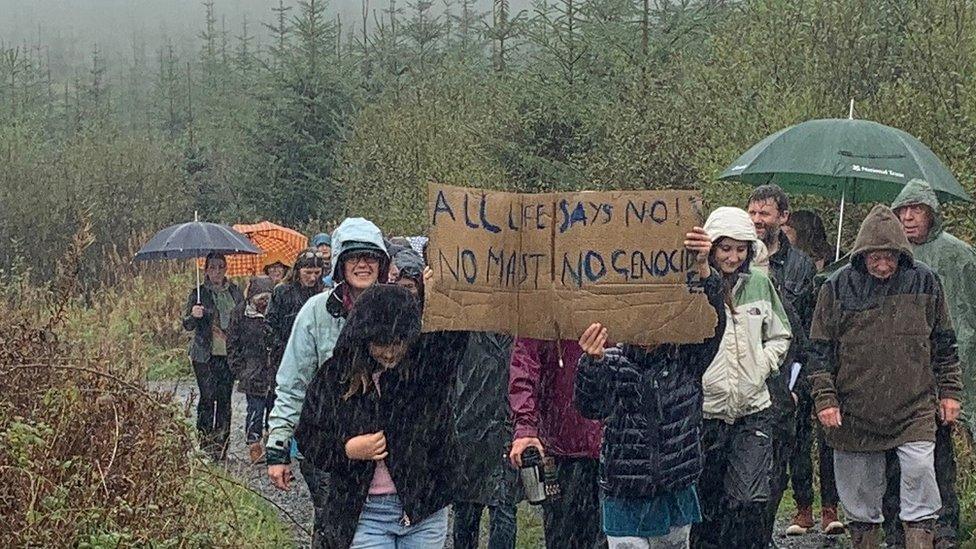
[179, 181, 973, 549]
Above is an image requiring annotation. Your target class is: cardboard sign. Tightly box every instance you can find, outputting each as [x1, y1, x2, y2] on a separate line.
[423, 183, 718, 344]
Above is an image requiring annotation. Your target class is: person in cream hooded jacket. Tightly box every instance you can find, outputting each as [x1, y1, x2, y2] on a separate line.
[691, 207, 792, 549]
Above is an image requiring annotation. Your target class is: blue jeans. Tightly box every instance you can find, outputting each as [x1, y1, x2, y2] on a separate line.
[244, 392, 274, 444]
[452, 501, 517, 549]
[351, 494, 449, 548]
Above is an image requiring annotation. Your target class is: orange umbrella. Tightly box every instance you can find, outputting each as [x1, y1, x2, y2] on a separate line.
[200, 222, 309, 277]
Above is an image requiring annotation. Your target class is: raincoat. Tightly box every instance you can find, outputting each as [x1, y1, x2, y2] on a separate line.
[294, 285, 457, 548]
[807, 205, 962, 452]
[892, 178, 976, 434]
[265, 283, 321, 367]
[510, 339, 602, 458]
[182, 281, 244, 364]
[265, 218, 389, 455]
[451, 332, 518, 506]
[701, 208, 793, 423]
[228, 276, 275, 395]
[575, 269, 727, 497]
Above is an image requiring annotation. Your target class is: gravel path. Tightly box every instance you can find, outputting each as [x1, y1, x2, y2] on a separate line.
[155, 377, 843, 548]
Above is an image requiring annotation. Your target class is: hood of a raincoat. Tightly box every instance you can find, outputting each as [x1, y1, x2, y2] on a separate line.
[310, 232, 331, 248]
[246, 275, 274, 300]
[393, 248, 425, 281]
[330, 218, 390, 283]
[850, 205, 914, 270]
[891, 178, 945, 244]
[331, 284, 422, 372]
[752, 240, 770, 275]
[703, 207, 760, 274]
[393, 248, 426, 306]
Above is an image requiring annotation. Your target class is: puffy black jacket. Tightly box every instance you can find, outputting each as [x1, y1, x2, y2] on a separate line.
[574, 271, 726, 498]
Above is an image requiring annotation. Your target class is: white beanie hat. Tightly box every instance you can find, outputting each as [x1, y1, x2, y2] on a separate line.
[703, 207, 759, 244]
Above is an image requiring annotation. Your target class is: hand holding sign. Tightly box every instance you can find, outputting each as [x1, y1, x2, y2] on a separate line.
[683, 227, 712, 279]
[579, 323, 608, 360]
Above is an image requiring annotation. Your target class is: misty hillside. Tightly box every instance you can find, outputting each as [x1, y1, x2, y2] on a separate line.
[0, 0, 531, 79]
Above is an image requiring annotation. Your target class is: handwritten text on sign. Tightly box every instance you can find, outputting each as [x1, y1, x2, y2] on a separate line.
[423, 184, 717, 344]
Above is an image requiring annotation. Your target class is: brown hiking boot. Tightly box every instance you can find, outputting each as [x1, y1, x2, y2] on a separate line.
[904, 520, 935, 549]
[248, 442, 265, 464]
[822, 506, 845, 535]
[786, 505, 815, 535]
[849, 521, 881, 549]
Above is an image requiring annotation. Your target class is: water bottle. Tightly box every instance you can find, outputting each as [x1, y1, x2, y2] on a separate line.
[520, 446, 547, 505]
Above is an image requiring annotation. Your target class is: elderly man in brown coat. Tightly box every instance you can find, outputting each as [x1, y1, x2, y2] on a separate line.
[807, 205, 963, 549]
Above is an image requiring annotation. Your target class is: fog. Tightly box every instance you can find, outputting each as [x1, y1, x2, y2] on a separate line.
[0, 0, 522, 76]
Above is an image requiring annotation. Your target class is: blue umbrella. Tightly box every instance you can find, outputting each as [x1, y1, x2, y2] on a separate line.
[134, 213, 260, 302]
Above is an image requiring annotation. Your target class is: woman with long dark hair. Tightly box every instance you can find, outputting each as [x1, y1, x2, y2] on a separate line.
[265, 248, 328, 369]
[295, 285, 458, 548]
[783, 210, 833, 270]
[690, 207, 792, 549]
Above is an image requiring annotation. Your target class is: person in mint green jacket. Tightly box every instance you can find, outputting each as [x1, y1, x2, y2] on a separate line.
[691, 206, 792, 549]
[265, 219, 390, 498]
[887, 178, 975, 547]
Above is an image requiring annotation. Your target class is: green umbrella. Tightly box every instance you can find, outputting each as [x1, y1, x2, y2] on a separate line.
[719, 116, 972, 259]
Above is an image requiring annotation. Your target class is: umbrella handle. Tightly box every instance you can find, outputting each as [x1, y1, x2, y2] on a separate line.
[835, 185, 846, 262]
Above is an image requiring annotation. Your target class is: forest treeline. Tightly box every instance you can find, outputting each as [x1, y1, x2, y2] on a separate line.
[3, 0, 976, 281]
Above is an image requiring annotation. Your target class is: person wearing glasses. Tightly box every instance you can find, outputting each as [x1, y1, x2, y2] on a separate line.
[182, 252, 244, 461]
[264, 218, 391, 547]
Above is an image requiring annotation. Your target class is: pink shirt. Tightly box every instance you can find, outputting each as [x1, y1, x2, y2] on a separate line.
[368, 372, 397, 495]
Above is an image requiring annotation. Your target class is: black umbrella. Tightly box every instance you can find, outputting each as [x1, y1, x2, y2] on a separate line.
[134, 213, 260, 302]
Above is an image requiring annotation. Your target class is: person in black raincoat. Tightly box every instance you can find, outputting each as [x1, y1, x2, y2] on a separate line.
[391, 249, 425, 302]
[451, 332, 520, 549]
[294, 284, 460, 548]
[388, 248, 518, 547]
[265, 248, 328, 369]
[228, 275, 276, 464]
[574, 227, 726, 548]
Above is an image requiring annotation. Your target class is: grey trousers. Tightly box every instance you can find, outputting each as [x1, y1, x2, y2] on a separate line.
[833, 441, 941, 523]
[607, 525, 691, 549]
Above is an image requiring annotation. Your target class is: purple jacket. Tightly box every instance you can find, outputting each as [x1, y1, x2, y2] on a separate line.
[509, 338, 602, 459]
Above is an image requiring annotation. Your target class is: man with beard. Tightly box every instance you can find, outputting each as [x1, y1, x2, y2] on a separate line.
[747, 185, 821, 543]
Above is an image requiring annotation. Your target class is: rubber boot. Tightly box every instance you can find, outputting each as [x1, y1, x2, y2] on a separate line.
[849, 521, 881, 549]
